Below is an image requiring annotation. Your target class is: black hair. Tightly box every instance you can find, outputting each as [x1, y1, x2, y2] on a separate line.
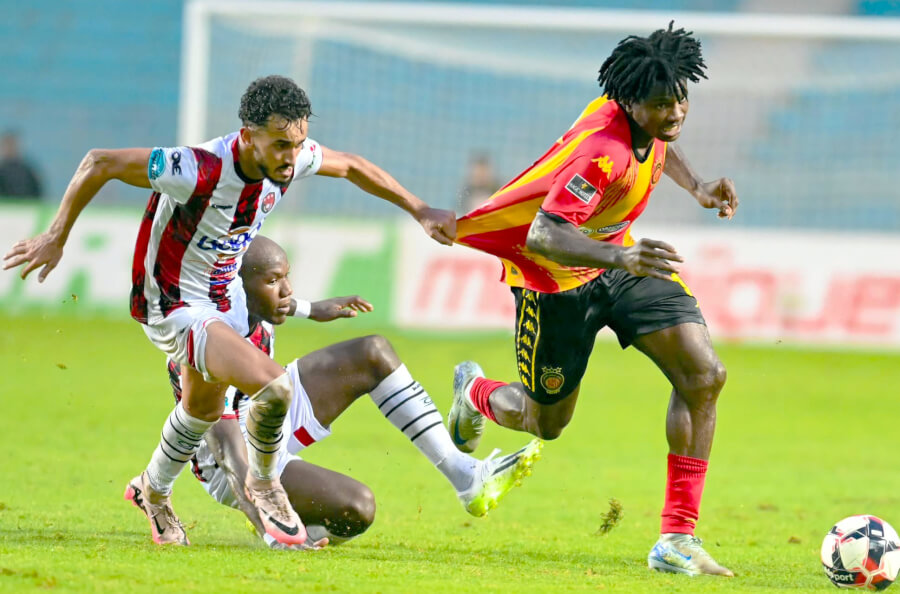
[238, 75, 312, 127]
[597, 21, 707, 105]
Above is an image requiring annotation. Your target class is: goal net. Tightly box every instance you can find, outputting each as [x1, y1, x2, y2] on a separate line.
[181, 1, 900, 231]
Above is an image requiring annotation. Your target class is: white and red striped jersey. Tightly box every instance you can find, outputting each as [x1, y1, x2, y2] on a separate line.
[131, 132, 323, 324]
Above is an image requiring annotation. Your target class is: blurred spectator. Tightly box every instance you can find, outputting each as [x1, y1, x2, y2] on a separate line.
[458, 152, 501, 212]
[0, 131, 43, 199]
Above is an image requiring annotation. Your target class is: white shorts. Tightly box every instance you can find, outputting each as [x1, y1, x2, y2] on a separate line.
[193, 360, 331, 508]
[142, 296, 249, 382]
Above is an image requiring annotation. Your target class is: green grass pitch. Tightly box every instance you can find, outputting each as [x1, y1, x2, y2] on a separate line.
[1, 312, 899, 592]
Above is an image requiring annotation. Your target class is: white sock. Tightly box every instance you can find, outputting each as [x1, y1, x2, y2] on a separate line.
[146, 401, 214, 496]
[369, 364, 476, 492]
[245, 373, 292, 481]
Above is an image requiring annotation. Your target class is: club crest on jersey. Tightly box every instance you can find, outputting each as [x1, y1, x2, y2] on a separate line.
[651, 161, 663, 185]
[261, 191, 276, 213]
[148, 148, 166, 180]
[540, 366, 565, 395]
[565, 174, 597, 204]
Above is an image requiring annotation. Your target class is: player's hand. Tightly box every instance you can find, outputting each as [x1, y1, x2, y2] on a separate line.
[309, 295, 374, 322]
[270, 536, 329, 551]
[415, 207, 457, 245]
[3, 232, 65, 282]
[620, 238, 683, 280]
[694, 178, 738, 220]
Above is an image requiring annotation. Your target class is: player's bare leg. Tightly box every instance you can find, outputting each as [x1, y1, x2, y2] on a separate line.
[280, 460, 375, 545]
[300, 336, 542, 517]
[632, 322, 732, 578]
[489, 382, 580, 440]
[449, 369, 580, 452]
[125, 369, 227, 546]
[203, 321, 306, 545]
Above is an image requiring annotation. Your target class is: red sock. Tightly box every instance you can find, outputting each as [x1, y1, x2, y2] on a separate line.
[468, 377, 504, 423]
[660, 453, 708, 535]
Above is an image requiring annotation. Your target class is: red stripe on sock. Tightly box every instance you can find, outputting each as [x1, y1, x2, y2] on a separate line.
[469, 377, 504, 423]
[660, 453, 708, 535]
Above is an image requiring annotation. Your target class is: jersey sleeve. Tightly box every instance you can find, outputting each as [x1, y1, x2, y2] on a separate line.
[541, 153, 617, 227]
[292, 137, 324, 180]
[148, 147, 201, 203]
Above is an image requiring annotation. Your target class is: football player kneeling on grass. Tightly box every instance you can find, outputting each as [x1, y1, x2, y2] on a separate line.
[166, 236, 543, 548]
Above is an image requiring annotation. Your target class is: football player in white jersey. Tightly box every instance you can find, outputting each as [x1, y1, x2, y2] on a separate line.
[177, 236, 542, 548]
[3, 75, 457, 547]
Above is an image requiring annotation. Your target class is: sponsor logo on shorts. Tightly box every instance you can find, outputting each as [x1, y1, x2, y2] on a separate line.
[261, 191, 276, 213]
[540, 366, 565, 395]
[565, 174, 597, 204]
[149, 148, 166, 180]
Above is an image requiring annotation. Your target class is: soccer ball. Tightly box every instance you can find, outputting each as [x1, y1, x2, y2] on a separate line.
[821, 515, 900, 590]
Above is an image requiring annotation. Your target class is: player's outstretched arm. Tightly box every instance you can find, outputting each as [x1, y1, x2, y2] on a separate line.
[526, 212, 683, 281]
[664, 143, 739, 219]
[290, 296, 374, 322]
[316, 146, 456, 245]
[3, 148, 153, 281]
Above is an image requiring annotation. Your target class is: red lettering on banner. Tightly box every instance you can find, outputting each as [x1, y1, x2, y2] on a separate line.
[781, 278, 852, 334]
[845, 276, 900, 336]
[414, 256, 514, 320]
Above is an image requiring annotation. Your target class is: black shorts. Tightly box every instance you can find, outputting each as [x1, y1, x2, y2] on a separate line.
[512, 269, 706, 405]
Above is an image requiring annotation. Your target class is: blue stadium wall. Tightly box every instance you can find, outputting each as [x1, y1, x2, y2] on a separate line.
[1, 0, 895, 215]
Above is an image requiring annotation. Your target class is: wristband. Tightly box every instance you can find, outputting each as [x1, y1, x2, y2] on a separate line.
[292, 299, 311, 318]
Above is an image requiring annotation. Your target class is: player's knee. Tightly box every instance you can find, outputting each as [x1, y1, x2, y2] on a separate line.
[359, 335, 400, 381]
[681, 359, 727, 405]
[249, 372, 292, 417]
[533, 419, 567, 440]
[699, 359, 727, 397]
[338, 484, 376, 534]
[531, 407, 570, 440]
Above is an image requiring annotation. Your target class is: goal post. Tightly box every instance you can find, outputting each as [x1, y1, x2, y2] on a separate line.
[180, 1, 900, 230]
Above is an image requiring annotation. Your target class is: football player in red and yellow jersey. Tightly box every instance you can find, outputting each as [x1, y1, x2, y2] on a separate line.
[449, 22, 738, 577]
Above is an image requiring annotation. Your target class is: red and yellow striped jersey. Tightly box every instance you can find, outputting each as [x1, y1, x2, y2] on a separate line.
[456, 96, 667, 293]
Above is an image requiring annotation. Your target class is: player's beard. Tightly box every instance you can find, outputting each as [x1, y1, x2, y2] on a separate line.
[258, 163, 291, 188]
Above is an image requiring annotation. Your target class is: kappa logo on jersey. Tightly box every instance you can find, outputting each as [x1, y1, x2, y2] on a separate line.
[591, 155, 614, 176]
[171, 151, 182, 175]
[148, 149, 166, 180]
[565, 174, 597, 204]
[196, 223, 261, 254]
[261, 191, 276, 213]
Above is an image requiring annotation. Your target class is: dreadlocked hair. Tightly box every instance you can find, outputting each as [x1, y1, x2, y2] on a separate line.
[597, 21, 707, 105]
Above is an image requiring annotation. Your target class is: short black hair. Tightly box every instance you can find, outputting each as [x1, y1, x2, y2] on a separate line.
[598, 22, 707, 105]
[239, 75, 312, 127]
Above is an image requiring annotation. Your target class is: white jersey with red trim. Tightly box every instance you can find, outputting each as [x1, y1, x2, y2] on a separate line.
[131, 132, 323, 325]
